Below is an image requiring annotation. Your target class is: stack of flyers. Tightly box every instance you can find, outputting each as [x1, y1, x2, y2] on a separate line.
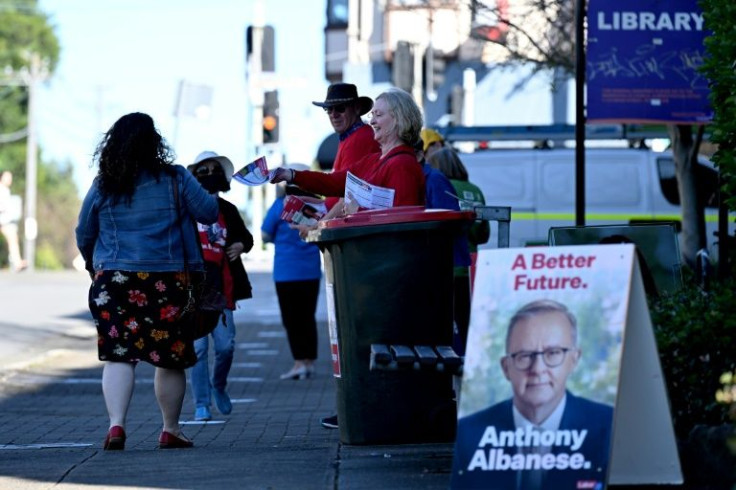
[233, 156, 272, 185]
[280, 195, 325, 227]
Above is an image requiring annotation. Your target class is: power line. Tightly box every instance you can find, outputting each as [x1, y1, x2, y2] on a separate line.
[0, 128, 27, 144]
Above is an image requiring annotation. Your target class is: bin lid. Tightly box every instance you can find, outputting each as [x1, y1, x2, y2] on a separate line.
[319, 206, 476, 229]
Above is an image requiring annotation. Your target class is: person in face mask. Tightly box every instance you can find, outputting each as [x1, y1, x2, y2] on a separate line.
[187, 151, 254, 421]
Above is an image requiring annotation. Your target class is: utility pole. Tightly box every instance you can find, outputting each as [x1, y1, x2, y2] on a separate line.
[23, 53, 41, 272]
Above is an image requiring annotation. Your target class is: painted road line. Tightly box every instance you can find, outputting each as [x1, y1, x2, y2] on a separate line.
[0, 443, 93, 450]
[236, 342, 270, 349]
[231, 362, 263, 368]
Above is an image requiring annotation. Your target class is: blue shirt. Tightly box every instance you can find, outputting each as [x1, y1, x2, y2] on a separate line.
[76, 165, 218, 273]
[261, 196, 322, 282]
[422, 163, 471, 268]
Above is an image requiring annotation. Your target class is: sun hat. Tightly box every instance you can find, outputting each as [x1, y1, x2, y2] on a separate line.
[420, 128, 445, 153]
[187, 151, 235, 182]
[312, 83, 373, 116]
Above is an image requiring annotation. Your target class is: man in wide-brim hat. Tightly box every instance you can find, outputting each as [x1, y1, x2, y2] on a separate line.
[312, 82, 373, 116]
[310, 82, 380, 211]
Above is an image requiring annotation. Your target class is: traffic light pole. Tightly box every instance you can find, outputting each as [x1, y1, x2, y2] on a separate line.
[246, 22, 266, 253]
[248, 26, 265, 150]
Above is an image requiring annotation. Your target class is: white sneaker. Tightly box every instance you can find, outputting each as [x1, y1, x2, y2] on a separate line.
[279, 365, 310, 380]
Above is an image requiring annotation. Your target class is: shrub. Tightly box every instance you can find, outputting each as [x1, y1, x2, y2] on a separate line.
[650, 278, 736, 439]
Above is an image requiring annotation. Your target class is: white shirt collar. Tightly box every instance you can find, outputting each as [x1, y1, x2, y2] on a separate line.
[512, 393, 567, 431]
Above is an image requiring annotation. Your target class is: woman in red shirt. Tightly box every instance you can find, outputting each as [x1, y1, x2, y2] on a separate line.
[271, 88, 425, 208]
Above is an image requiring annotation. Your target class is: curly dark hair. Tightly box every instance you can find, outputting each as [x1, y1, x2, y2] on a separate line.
[93, 112, 175, 201]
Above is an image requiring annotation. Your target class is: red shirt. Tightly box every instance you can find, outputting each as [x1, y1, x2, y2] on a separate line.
[294, 145, 425, 207]
[325, 123, 381, 210]
[197, 213, 235, 309]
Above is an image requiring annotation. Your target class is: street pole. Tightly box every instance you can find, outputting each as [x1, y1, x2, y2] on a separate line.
[574, 0, 586, 227]
[172, 79, 184, 150]
[247, 3, 266, 253]
[23, 53, 40, 272]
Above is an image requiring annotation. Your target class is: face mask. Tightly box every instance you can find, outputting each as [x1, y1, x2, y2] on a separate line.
[197, 175, 223, 194]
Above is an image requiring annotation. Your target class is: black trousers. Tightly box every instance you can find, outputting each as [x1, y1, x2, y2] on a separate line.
[453, 274, 471, 356]
[275, 279, 321, 360]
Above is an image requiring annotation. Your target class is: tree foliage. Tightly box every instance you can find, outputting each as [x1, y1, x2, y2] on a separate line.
[0, 0, 59, 72]
[0, 0, 80, 269]
[470, 0, 575, 76]
[699, 0, 736, 211]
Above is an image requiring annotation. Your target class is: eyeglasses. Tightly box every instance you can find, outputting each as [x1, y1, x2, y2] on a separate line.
[507, 347, 572, 370]
[195, 166, 223, 177]
[324, 104, 348, 115]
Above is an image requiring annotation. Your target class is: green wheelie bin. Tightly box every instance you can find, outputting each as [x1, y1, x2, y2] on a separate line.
[307, 206, 475, 445]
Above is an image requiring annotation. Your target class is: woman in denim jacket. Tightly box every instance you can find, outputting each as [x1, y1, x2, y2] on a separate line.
[76, 112, 218, 450]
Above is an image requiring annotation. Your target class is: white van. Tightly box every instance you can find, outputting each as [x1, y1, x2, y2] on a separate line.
[460, 147, 729, 256]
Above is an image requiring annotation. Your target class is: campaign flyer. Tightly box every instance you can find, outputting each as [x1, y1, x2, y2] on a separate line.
[279, 195, 326, 227]
[233, 156, 271, 185]
[344, 171, 395, 210]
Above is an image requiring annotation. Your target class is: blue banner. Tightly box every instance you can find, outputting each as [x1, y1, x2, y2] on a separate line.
[586, 0, 712, 124]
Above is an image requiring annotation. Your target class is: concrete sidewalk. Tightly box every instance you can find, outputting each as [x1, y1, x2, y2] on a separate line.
[0, 268, 455, 490]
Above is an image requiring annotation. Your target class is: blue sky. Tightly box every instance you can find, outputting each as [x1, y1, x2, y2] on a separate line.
[37, 0, 333, 196]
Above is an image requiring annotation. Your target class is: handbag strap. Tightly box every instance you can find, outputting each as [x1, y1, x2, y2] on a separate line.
[171, 175, 197, 314]
[171, 174, 190, 276]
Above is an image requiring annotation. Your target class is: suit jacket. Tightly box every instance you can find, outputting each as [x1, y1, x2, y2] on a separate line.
[451, 391, 613, 489]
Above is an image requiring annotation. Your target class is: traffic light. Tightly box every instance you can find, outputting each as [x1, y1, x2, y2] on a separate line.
[263, 90, 279, 144]
[424, 46, 445, 101]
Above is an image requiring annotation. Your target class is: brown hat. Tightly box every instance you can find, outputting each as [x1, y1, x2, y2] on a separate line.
[312, 83, 373, 116]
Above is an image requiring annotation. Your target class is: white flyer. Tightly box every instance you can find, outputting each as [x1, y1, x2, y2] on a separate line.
[344, 171, 395, 210]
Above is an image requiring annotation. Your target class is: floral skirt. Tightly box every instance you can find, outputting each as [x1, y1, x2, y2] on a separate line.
[88, 270, 197, 369]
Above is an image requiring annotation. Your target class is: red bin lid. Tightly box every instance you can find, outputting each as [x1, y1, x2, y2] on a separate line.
[319, 206, 476, 229]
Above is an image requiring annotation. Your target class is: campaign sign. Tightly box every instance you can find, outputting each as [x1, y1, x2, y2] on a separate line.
[451, 244, 682, 489]
[586, 0, 712, 124]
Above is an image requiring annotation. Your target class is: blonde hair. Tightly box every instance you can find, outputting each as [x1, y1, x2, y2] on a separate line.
[375, 88, 423, 147]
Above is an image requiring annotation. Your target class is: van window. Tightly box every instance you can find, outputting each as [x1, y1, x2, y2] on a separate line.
[656, 157, 720, 209]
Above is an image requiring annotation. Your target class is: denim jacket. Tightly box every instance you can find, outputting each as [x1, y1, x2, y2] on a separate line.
[76, 165, 218, 273]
